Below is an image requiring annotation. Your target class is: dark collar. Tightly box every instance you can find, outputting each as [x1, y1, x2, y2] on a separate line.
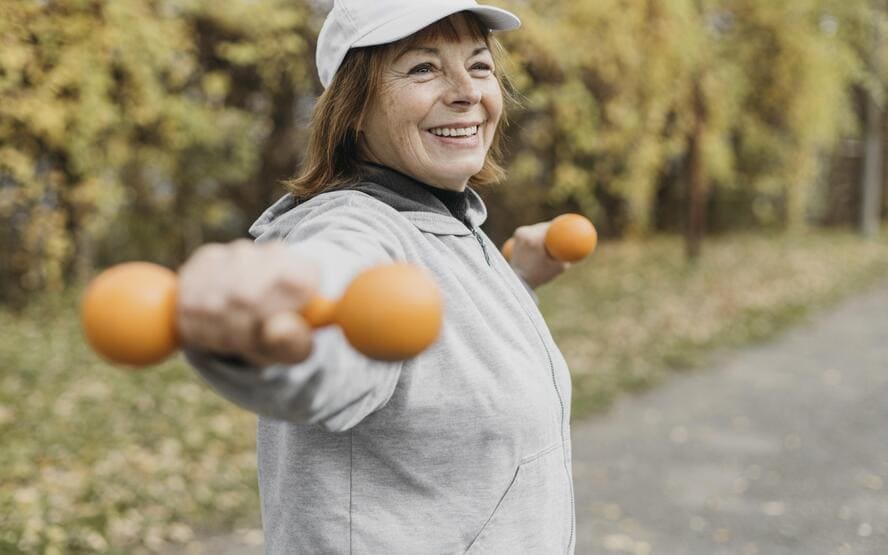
[349, 163, 468, 222]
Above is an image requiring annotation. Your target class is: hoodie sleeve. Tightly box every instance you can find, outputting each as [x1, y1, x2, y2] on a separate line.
[514, 273, 540, 305]
[182, 193, 408, 432]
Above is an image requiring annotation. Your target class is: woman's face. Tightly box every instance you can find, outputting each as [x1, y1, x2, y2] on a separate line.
[360, 28, 503, 191]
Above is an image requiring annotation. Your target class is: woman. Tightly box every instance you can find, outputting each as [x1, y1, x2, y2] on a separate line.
[180, 0, 576, 552]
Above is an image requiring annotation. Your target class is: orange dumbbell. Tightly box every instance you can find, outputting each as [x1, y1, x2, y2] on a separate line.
[81, 262, 443, 367]
[502, 213, 598, 263]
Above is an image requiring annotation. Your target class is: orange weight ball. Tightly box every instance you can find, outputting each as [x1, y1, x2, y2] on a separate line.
[337, 264, 443, 361]
[81, 261, 443, 367]
[545, 213, 598, 262]
[299, 264, 443, 360]
[81, 262, 179, 367]
[501, 214, 597, 263]
[501, 238, 515, 261]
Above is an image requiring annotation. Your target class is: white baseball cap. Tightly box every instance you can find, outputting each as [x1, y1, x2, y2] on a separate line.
[316, 0, 521, 89]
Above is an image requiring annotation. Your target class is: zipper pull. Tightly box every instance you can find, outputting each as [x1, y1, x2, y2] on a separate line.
[471, 227, 492, 266]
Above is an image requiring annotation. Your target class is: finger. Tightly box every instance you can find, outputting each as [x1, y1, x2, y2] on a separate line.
[177, 278, 229, 351]
[271, 267, 317, 308]
[221, 306, 259, 355]
[180, 312, 233, 354]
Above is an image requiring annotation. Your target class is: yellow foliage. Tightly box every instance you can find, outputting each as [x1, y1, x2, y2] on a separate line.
[0, 0, 882, 301]
[499, 0, 870, 234]
[0, 0, 316, 303]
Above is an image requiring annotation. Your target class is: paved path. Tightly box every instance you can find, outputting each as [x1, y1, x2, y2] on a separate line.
[572, 282, 888, 554]
[169, 283, 888, 554]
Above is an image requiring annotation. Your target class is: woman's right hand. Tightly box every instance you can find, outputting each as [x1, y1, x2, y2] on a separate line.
[177, 239, 319, 367]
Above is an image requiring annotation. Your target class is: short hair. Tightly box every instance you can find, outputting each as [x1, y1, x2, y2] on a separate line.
[286, 11, 515, 199]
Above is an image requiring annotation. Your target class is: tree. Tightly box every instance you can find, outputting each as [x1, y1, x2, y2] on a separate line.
[860, 0, 885, 238]
[0, 0, 319, 305]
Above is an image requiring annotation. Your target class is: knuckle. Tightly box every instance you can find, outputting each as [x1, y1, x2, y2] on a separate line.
[193, 243, 228, 262]
[272, 260, 318, 293]
[229, 288, 260, 308]
[273, 274, 314, 298]
[514, 226, 533, 240]
[231, 238, 254, 254]
[181, 294, 226, 320]
[202, 293, 227, 313]
[176, 294, 202, 317]
[257, 240, 285, 253]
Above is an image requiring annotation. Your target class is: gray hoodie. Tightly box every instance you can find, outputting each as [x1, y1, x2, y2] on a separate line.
[185, 165, 575, 553]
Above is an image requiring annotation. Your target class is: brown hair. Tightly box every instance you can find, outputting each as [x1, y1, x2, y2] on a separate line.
[285, 12, 516, 199]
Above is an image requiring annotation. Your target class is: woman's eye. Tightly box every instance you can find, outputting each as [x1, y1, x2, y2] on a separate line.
[409, 63, 436, 75]
[471, 63, 493, 73]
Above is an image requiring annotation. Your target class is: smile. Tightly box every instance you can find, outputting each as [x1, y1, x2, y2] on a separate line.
[427, 125, 480, 138]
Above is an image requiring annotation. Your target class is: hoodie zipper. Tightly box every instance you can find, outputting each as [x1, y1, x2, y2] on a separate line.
[471, 226, 491, 266]
[470, 225, 575, 551]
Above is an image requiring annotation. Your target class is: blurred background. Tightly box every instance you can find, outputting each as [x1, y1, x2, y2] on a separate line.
[2, 0, 888, 553]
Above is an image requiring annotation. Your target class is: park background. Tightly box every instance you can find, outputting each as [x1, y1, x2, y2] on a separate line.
[2, 0, 888, 552]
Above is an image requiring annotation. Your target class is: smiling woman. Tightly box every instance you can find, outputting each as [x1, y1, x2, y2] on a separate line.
[289, 11, 515, 197]
[178, 1, 578, 553]
[361, 25, 501, 190]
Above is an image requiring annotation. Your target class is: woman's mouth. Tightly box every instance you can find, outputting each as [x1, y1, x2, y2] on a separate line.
[427, 124, 480, 138]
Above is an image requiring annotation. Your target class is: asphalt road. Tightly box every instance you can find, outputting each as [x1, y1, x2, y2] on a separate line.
[168, 282, 888, 555]
[572, 282, 888, 555]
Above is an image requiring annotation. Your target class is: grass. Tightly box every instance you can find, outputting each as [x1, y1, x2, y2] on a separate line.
[2, 229, 888, 553]
[538, 230, 888, 417]
[0, 296, 260, 554]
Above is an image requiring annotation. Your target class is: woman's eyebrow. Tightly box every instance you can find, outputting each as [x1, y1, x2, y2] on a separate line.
[395, 45, 489, 62]
[394, 46, 440, 62]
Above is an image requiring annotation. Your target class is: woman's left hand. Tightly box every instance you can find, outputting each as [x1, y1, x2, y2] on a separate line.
[507, 221, 571, 289]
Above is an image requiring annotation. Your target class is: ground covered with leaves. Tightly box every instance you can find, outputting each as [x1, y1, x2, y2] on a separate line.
[2, 231, 887, 553]
[540, 231, 888, 416]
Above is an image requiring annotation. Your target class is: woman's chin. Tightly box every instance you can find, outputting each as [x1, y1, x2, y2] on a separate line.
[427, 160, 484, 186]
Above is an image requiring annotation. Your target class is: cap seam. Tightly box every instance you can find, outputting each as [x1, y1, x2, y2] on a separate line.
[337, 1, 360, 34]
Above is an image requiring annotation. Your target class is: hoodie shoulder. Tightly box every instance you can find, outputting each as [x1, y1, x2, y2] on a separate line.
[248, 188, 404, 241]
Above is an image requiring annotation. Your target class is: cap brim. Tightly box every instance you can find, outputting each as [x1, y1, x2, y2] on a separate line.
[352, 3, 521, 49]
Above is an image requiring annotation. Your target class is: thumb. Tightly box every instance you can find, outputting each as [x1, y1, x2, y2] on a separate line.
[254, 312, 314, 365]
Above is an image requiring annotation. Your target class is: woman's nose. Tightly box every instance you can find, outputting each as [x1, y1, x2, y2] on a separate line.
[443, 70, 481, 107]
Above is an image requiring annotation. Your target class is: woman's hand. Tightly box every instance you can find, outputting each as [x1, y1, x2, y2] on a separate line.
[177, 240, 319, 367]
[507, 222, 571, 289]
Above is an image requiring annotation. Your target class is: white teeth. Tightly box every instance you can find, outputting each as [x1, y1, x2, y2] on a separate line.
[429, 125, 479, 137]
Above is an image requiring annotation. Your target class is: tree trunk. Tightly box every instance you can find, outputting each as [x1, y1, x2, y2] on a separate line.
[687, 79, 708, 260]
[861, 1, 883, 239]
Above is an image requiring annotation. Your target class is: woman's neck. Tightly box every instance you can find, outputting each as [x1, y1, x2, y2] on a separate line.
[358, 155, 469, 192]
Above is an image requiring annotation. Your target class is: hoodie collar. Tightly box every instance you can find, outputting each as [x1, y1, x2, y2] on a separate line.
[347, 163, 487, 234]
[250, 164, 488, 238]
